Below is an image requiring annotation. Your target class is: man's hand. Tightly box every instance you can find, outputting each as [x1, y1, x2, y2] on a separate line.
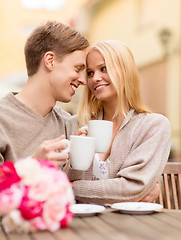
[32, 135, 69, 167]
[140, 183, 159, 202]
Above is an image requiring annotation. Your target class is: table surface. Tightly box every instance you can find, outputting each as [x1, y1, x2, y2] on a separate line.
[1, 208, 181, 240]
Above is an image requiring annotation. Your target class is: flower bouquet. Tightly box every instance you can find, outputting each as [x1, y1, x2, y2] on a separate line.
[0, 157, 75, 233]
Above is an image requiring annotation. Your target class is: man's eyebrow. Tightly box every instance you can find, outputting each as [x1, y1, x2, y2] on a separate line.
[75, 64, 86, 69]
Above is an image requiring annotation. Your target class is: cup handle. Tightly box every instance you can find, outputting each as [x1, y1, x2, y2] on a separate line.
[61, 139, 70, 153]
[80, 126, 88, 132]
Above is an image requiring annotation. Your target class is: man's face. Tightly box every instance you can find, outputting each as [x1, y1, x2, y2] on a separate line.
[50, 50, 87, 102]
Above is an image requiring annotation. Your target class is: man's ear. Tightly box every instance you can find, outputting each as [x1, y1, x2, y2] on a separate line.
[43, 51, 54, 71]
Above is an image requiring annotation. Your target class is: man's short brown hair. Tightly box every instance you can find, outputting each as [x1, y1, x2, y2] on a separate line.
[24, 21, 89, 76]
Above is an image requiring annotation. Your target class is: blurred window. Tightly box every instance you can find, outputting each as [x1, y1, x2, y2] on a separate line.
[21, 0, 66, 10]
[138, 0, 156, 28]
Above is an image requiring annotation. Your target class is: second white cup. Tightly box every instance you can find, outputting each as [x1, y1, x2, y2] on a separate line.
[82, 120, 113, 153]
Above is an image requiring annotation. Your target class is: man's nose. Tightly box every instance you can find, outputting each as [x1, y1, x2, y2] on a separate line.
[78, 73, 86, 85]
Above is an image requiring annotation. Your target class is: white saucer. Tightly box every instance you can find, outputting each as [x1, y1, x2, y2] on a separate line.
[111, 202, 163, 215]
[70, 204, 105, 217]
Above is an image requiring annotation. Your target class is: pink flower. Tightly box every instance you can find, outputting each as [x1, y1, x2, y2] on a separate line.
[0, 184, 23, 215]
[28, 166, 70, 202]
[43, 193, 67, 232]
[15, 157, 41, 186]
[37, 159, 56, 169]
[19, 188, 44, 220]
[31, 217, 47, 231]
[28, 175, 53, 202]
[0, 161, 20, 191]
[60, 205, 74, 228]
[0, 158, 75, 233]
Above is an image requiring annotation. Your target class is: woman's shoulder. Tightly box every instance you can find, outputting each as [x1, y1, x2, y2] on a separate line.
[132, 111, 171, 132]
[144, 112, 170, 125]
[133, 111, 169, 123]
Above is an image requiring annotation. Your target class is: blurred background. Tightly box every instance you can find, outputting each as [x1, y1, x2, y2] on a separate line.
[0, 0, 180, 160]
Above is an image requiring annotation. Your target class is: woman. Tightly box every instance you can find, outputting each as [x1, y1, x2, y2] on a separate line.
[64, 40, 171, 204]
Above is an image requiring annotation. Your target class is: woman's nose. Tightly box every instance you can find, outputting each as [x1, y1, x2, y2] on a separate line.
[92, 71, 102, 82]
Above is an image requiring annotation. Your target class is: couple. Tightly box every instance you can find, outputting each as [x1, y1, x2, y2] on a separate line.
[0, 21, 171, 204]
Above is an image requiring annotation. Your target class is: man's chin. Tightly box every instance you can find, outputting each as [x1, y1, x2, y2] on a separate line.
[60, 97, 72, 103]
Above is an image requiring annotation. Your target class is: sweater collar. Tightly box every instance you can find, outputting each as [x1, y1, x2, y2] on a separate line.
[8, 92, 53, 122]
[98, 108, 135, 130]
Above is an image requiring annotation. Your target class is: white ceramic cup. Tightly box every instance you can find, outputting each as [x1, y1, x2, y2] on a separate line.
[82, 120, 113, 153]
[69, 135, 95, 171]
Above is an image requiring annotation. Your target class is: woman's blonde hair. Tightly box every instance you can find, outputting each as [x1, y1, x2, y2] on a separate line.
[78, 40, 150, 125]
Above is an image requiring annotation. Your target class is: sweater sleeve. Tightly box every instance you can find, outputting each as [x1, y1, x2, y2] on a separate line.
[72, 114, 171, 204]
[0, 126, 9, 163]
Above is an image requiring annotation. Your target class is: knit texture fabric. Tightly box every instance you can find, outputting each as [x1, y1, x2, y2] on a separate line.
[0, 92, 70, 162]
[64, 109, 171, 204]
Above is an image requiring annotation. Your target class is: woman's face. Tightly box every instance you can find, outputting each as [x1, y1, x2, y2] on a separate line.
[86, 49, 117, 103]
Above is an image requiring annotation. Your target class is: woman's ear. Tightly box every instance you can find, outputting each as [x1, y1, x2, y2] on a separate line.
[43, 51, 54, 71]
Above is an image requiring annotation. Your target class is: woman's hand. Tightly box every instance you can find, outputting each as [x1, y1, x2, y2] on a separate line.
[140, 183, 159, 202]
[75, 126, 88, 136]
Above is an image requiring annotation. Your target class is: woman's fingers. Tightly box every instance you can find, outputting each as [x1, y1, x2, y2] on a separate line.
[75, 128, 88, 136]
[140, 183, 159, 202]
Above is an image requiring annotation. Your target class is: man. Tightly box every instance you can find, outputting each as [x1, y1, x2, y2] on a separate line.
[0, 21, 89, 164]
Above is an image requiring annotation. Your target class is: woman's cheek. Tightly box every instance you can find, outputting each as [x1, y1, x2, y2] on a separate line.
[87, 79, 94, 91]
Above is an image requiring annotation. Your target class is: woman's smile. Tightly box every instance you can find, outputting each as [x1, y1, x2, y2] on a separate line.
[94, 83, 110, 91]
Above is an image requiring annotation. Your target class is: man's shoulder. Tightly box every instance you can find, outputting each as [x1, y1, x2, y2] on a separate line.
[0, 93, 15, 116]
[0, 92, 12, 104]
[53, 106, 71, 120]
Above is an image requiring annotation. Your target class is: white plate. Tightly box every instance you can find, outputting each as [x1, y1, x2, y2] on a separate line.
[70, 204, 105, 217]
[111, 202, 163, 215]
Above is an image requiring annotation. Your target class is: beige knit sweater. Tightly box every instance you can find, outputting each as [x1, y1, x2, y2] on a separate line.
[64, 109, 171, 204]
[0, 93, 70, 162]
